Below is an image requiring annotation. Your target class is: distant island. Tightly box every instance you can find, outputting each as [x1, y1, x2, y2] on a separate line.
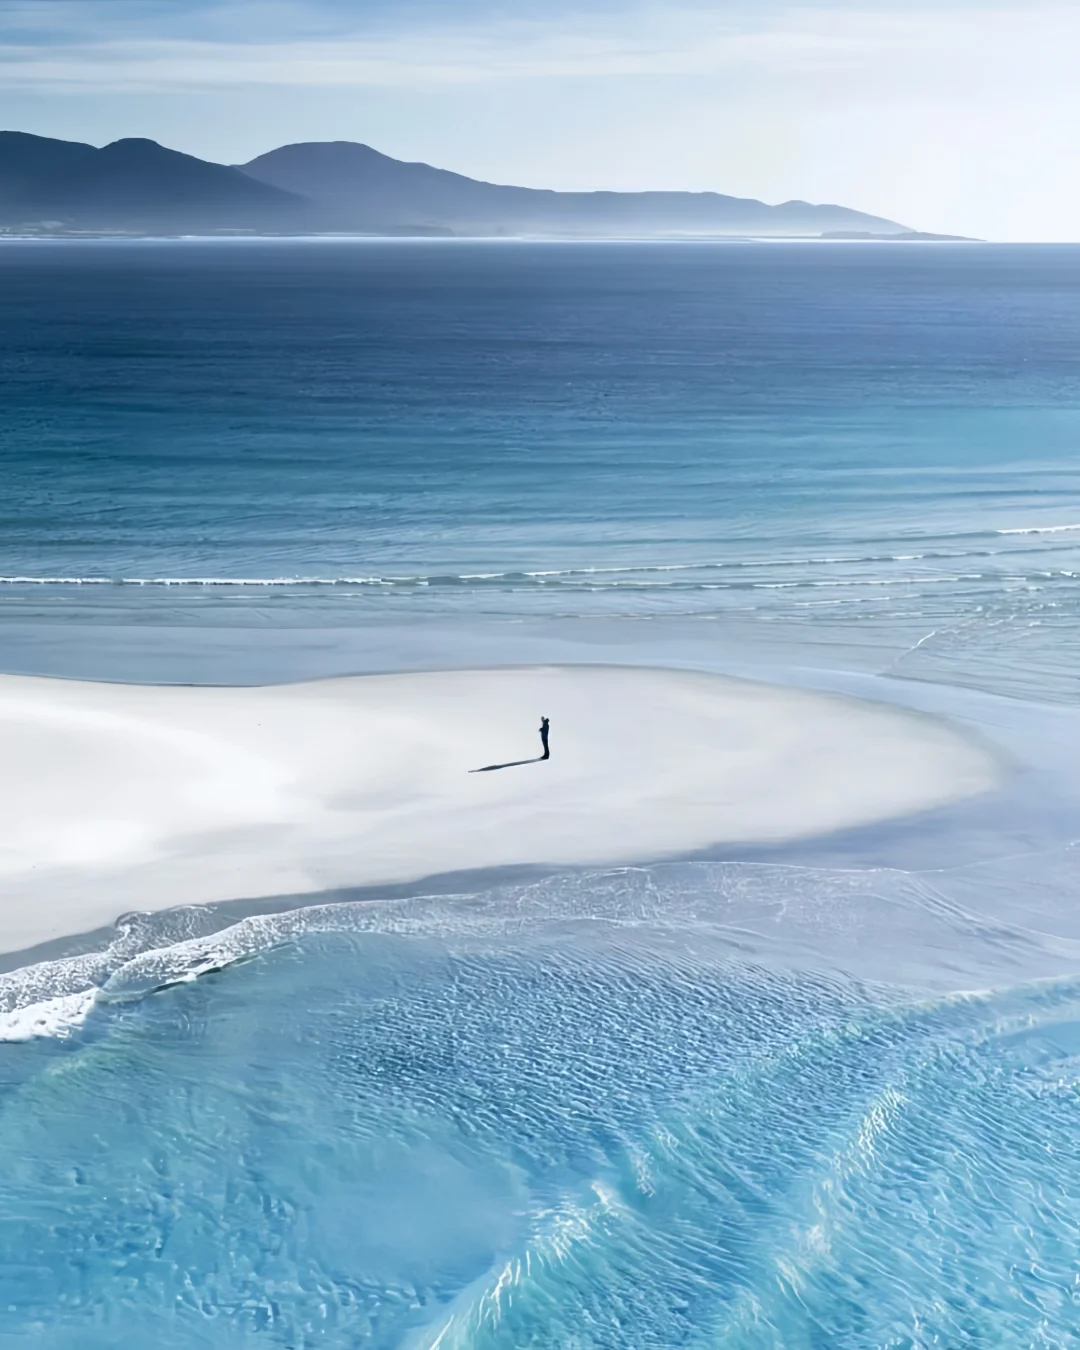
[0, 130, 941, 240]
[820, 230, 978, 242]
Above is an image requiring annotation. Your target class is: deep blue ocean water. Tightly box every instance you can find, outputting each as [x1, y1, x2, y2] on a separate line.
[4, 240, 1080, 1346]
[4, 239, 1080, 695]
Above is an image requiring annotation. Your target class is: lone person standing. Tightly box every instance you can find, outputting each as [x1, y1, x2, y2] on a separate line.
[539, 716, 550, 760]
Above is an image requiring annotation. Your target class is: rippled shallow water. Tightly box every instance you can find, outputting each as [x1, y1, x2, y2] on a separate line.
[1, 862, 1080, 1347]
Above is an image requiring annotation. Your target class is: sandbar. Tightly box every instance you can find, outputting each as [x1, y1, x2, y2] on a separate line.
[0, 665, 1000, 955]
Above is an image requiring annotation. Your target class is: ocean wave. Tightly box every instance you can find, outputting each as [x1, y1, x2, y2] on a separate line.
[7, 528, 1080, 596]
[0, 574, 392, 587]
[0, 562, 1065, 592]
[996, 524, 1080, 535]
[5, 850, 1080, 1042]
[0, 990, 96, 1042]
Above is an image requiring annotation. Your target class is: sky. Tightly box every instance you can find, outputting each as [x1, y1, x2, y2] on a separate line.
[1, 0, 1078, 240]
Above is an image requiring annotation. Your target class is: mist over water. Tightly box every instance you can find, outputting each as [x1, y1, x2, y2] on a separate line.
[3, 240, 1080, 1345]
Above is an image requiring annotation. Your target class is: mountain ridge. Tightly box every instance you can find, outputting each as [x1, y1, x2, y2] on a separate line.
[0, 130, 912, 237]
[0, 131, 300, 231]
[240, 139, 910, 237]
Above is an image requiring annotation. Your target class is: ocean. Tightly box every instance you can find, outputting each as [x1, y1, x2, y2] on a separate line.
[3, 239, 1080, 1346]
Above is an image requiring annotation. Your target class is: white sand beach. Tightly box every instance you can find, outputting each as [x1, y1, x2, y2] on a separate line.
[0, 665, 1000, 955]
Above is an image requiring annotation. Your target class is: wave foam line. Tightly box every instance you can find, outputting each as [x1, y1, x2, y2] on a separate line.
[0, 575, 389, 587]
[0, 567, 1041, 592]
[1, 540, 1073, 592]
[0, 989, 96, 1042]
[997, 524, 1080, 535]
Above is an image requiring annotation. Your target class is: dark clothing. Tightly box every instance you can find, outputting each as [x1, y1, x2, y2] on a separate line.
[540, 717, 550, 760]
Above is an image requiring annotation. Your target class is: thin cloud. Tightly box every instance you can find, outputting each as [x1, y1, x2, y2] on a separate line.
[1, 2, 1075, 94]
[0, 9, 916, 91]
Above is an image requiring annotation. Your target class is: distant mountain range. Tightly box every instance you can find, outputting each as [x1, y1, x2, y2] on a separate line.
[0, 131, 914, 238]
[239, 140, 912, 238]
[0, 133, 296, 233]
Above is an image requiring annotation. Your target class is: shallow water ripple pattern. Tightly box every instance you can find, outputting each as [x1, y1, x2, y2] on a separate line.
[2, 866, 1080, 1347]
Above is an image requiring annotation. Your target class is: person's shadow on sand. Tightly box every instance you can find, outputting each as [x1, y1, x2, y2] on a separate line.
[469, 756, 545, 773]
[469, 716, 550, 773]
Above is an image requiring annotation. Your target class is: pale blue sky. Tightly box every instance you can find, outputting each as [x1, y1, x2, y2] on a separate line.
[2, 0, 1077, 239]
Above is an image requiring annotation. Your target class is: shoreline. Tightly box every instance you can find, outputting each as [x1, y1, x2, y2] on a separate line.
[0, 664, 1001, 957]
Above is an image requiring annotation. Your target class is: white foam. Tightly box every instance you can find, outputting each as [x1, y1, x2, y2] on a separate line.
[7, 842, 1077, 1038]
[0, 547, 1041, 592]
[997, 524, 1080, 535]
[0, 989, 97, 1042]
[0, 575, 386, 587]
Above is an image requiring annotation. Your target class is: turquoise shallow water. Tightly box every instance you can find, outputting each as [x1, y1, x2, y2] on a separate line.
[5, 871, 1080, 1348]
[3, 240, 1080, 1345]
